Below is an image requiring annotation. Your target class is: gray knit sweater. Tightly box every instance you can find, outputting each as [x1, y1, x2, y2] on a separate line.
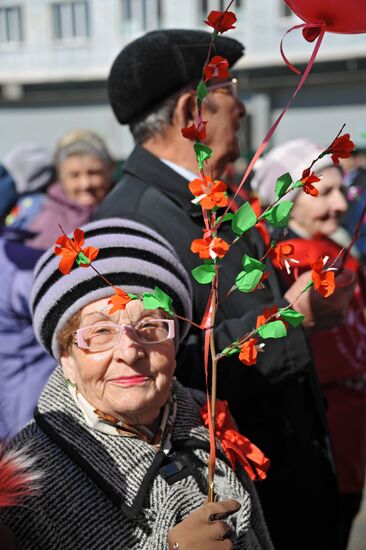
[0, 368, 273, 549]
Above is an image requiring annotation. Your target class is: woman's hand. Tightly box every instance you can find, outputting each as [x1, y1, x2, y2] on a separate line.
[167, 499, 241, 550]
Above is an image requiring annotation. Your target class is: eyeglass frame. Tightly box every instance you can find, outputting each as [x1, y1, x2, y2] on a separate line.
[205, 77, 238, 96]
[74, 318, 175, 352]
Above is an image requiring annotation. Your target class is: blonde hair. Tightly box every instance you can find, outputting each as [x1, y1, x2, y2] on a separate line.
[54, 130, 114, 169]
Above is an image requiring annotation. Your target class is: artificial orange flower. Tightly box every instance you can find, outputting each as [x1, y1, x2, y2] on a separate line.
[204, 10, 237, 33]
[301, 170, 320, 196]
[272, 243, 299, 274]
[191, 236, 229, 260]
[204, 55, 229, 82]
[256, 306, 279, 329]
[181, 120, 207, 142]
[54, 228, 99, 275]
[108, 287, 132, 314]
[189, 176, 228, 209]
[330, 133, 355, 165]
[311, 257, 336, 298]
[239, 338, 258, 366]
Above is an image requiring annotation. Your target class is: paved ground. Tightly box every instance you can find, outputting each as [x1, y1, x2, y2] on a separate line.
[348, 491, 366, 550]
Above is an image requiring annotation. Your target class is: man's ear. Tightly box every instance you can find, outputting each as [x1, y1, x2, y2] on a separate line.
[60, 350, 77, 384]
[172, 91, 198, 129]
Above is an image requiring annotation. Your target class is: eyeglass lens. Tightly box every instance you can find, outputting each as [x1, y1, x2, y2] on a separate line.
[79, 319, 171, 351]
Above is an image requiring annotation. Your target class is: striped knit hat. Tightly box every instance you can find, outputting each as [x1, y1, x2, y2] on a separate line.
[31, 218, 192, 361]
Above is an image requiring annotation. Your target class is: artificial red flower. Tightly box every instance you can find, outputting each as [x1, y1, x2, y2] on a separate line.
[181, 120, 207, 142]
[239, 338, 259, 366]
[272, 243, 299, 274]
[191, 236, 229, 260]
[200, 400, 270, 479]
[189, 176, 228, 209]
[54, 228, 99, 275]
[311, 257, 336, 298]
[301, 170, 320, 196]
[108, 287, 132, 314]
[256, 306, 278, 329]
[204, 10, 237, 33]
[204, 55, 229, 82]
[330, 133, 355, 165]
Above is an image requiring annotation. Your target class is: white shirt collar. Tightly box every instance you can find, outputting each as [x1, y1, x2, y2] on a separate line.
[160, 158, 198, 182]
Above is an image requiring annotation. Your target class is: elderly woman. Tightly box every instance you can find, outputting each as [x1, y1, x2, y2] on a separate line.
[0, 218, 272, 550]
[26, 130, 114, 250]
[252, 139, 366, 550]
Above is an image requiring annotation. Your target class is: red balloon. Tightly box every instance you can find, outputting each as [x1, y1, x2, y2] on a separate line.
[284, 0, 366, 34]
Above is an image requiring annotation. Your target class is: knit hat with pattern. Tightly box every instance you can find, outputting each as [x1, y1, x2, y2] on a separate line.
[31, 218, 192, 361]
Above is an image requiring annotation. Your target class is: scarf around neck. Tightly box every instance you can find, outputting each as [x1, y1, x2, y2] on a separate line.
[66, 379, 177, 453]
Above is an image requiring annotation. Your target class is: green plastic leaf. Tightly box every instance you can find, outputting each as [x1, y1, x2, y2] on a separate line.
[194, 143, 212, 170]
[196, 80, 208, 102]
[231, 201, 257, 236]
[191, 264, 216, 284]
[235, 269, 263, 292]
[262, 200, 293, 228]
[275, 172, 292, 199]
[143, 287, 173, 315]
[221, 340, 240, 357]
[257, 320, 287, 339]
[128, 293, 139, 300]
[242, 254, 265, 272]
[303, 280, 314, 292]
[278, 308, 304, 327]
[76, 252, 91, 266]
[216, 212, 234, 225]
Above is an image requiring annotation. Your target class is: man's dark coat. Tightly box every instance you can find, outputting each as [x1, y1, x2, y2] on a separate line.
[94, 145, 340, 549]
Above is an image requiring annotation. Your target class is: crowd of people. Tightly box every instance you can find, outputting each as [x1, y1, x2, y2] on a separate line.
[0, 24, 365, 550]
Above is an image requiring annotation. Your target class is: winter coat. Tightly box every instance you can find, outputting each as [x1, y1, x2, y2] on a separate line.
[26, 182, 95, 250]
[0, 368, 273, 550]
[93, 145, 340, 549]
[0, 237, 56, 439]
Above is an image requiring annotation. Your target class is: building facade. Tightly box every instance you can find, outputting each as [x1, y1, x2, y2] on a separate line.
[0, 0, 365, 159]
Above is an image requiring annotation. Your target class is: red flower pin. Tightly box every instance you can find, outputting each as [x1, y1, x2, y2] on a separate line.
[239, 338, 259, 366]
[54, 228, 99, 275]
[301, 170, 320, 196]
[330, 133, 355, 165]
[204, 56, 229, 82]
[191, 236, 229, 260]
[311, 257, 336, 298]
[189, 176, 228, 209]
[108, 287, 132, 314]
[181, 120, 207, 142]
[204, 10, 237, 34]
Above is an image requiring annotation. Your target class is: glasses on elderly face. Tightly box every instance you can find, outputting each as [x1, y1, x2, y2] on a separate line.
[206, 77, 238, 97]
[75, 319, 175, 352]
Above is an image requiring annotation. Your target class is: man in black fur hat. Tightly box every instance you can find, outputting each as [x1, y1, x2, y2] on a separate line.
[95, 29, 352, 550]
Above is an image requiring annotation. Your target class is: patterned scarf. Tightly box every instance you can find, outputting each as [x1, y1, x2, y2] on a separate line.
[66, 379, 177, 454]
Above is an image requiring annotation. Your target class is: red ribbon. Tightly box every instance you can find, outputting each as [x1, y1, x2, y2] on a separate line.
[214, 22, 326, 235]
[200, 400, 270, 481]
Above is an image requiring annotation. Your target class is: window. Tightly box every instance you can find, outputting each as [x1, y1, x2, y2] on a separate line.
[52, 1, 90, 41]
[279, 3, 293, 18]
[121, 0, 161, 32]
[199, 0, 242, 19]
[0, 6, 23, 43]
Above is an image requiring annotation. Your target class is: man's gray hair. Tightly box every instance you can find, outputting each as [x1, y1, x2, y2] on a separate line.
[129, 84, 197, 144]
